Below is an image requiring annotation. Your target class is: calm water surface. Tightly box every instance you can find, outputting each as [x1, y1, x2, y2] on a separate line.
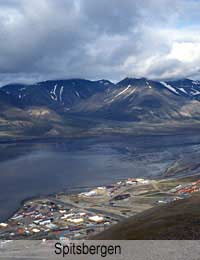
[0, 135, 200, 221]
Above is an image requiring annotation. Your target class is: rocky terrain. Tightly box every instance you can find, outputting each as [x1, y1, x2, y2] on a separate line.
[0, 77, 200, 140]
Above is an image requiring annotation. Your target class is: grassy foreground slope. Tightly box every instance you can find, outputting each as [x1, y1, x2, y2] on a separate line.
[93, 193, 200, 240]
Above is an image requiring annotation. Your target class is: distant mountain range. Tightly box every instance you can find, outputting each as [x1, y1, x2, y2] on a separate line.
[0, 79, 114, 110]
[0, 77, 200, 139]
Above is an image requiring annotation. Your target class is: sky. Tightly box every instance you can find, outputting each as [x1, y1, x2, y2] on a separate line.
[0, 0, 200, 85]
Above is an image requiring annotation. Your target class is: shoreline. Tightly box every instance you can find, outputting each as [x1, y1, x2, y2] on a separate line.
[0, 128, 200, 145]
[1, 175, 152, 223]
[2, 171, 200, 224]
[1, 174, 200, 240]
[1, 183, 114, 223]
[0, 173, 184, 223]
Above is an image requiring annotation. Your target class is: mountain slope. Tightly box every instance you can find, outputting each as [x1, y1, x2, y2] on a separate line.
[93, 193, 200, 240]
[1, 79, 114, 111]
[71, 78, 200, 122]
[166, 79, 200, 100]
[0, 90, 17, 109]
[0, 77, 199, 139]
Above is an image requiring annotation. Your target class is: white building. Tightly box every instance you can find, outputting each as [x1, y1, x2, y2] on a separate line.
[39, 220, 51, 226]
[32, 228, 40, 233]
[0, 223, 8, 228]
[68, 218, 84, 224]
[88, 216, 104, 223]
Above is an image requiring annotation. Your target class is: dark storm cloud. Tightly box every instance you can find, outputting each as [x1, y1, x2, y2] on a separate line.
[0, 0, 200, 85]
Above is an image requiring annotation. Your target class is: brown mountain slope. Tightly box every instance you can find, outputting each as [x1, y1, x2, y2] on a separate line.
[93, 193, 200, 240]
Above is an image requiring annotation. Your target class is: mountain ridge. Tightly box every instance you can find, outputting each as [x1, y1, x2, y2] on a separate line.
[0, 77, 199, 140]
[0, 77, 199, 111]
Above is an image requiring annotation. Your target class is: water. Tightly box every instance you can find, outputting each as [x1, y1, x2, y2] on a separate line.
[0, 135, 200, 221]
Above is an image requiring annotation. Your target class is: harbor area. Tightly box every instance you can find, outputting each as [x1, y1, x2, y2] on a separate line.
[0, 175, 200, 240]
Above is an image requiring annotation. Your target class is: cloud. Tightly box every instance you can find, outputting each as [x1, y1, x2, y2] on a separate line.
[0, 0, 200, 85]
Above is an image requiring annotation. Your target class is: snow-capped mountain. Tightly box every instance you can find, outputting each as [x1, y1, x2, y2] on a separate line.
[1, 79, 114, 110]
[165, 79, 200, 100]
[0, 77, 200, 122]
[71, 78, 200, 121]
[117, 78, 200, 99]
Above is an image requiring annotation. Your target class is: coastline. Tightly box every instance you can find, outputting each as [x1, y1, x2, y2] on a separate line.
[1, 184, 109, 223]
[1, 124, 200, 145]
[1, 174, 200, 240]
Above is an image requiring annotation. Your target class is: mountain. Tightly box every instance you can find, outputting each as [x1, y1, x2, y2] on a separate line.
[2, 78, 200, 113]
[0, 90, 17, 109]
[0, 79, 115, 140]
[166, 78, 200, 100]
[1, 79, 114, 111]
[117, 78, 200, 99]
[0, 77, 199, 139]
[71, 78, 200, 121]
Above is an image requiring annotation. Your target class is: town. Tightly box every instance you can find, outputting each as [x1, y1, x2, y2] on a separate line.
[0, 175, 200, 240]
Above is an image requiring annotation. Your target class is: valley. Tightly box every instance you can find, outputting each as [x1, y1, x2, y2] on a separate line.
[0, 77, 199, 240]
[1, 0, 200, 248]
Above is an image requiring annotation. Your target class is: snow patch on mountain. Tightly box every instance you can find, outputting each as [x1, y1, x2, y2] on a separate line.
[50, 85, 58, 101]
[75, 91, 80, 97]
[59, 86, 64, 102]
[108, 85, 136, 103]
[191, 90, 200, 95]
[160, 81, 179, 95]
[178, 88, 188, 94]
